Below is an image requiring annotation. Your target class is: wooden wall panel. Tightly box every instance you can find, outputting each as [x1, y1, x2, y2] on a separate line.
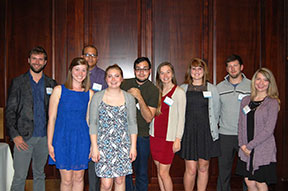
[285, 0, 288, 185]
[6, 0, 53, 82]
[152, 0, 205, 84]
[54, 0, 68, 84]
[215, 0, 261, 82]
[0, 0, 6, 141]
[85, 0, 138, 79]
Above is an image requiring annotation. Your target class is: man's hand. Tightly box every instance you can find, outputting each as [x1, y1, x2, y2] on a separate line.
[13, 136, 29, 151]
[127, 88, 142, 100]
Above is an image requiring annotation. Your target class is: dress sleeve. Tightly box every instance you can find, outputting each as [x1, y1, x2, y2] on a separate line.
[89, 92, 101, 135]
[238, 97, 248, 147]
[125, 91, 138, 135]
[175, 87, 186, 140]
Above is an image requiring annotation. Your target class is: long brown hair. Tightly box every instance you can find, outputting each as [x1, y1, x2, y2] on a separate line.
[184, 58, 209, 85]
[64, 57, 90, 92]
[155, 62, 177, 115]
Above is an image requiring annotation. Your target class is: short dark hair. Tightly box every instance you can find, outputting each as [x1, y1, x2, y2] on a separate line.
[225, 54, 243, 66]
[82, 45, 98, 56]
[29, 46, 48, 60]
[134, 57, 151, 69]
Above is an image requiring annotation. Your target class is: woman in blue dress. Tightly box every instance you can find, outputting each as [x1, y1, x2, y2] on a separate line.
[47, 57, 94, 191]
[89, 64, 137, 191]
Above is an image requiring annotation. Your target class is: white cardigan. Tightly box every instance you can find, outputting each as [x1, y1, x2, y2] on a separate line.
[149, 86, 186, 141]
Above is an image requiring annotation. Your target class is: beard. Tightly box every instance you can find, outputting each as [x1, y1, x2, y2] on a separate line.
[30, 63, 46, 73]
[136, 77, 149, 83]
[229, 71, 241, 79]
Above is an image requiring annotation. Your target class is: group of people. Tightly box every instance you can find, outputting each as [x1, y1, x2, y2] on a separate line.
[5, 45, 279, 191]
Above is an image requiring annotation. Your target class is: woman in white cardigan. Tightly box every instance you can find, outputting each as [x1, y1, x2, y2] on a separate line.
[149, 62, 186, 191]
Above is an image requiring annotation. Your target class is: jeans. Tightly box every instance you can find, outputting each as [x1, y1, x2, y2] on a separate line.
[11, 137, 48, 191]
[126, 136, 150, 191]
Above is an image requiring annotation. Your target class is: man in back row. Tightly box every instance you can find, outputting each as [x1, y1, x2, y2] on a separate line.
[82, 45, 107, 191]
[121, 57, 159, 191]
[217, 54, 251, 191]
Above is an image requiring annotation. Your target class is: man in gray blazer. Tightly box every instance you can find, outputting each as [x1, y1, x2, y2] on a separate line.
[6, 46, 57, 191]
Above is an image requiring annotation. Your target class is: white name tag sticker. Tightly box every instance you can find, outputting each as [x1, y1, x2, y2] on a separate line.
[164, 97, 174, 106]
[242, 105, 251, 114]
[92, 83, 102, 92]
[238, 94, 247, 101]
[203, 91, 212, 98]
[136, 103, 140, 110]
[46, 87, 53, 95]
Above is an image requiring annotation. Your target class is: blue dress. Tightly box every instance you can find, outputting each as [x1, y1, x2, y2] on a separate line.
[49, 85, 91, 170]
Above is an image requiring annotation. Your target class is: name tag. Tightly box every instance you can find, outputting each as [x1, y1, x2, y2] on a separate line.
[92, 83, 102, 92]
[46, 87, 53, 95]
[238, 94, 247, 101]
[203, 91, 212, 98]
[164, 97, 174, 106]
[242, 105, 251, 114]
[136, 103, 140, 110]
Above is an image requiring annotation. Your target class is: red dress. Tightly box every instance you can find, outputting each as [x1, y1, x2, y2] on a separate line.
[150, 85, 176, 164]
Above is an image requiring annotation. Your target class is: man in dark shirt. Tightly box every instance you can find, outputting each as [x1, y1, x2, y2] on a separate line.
[82, 45, 107, 191]
[5, 46, 57, 191]
[82, 45, 107, 91]
[121, 57, 159, 191]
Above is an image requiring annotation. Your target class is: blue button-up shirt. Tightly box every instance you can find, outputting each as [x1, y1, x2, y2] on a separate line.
[29, 72, 46, 137]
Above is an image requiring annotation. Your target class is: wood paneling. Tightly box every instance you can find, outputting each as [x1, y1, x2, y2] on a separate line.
[153, 0, 205, 84]
[85, 0, 138, 79]
[6, 0, 53, 81]
[1, 0, 287, 190]
[215, 0, 261, 82]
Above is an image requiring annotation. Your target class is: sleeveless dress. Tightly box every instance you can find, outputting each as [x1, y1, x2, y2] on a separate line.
[96, 101, 133, 178]
[48, 85, 91, 170]
[150, 85, 176, 164]
[177, 85, 220, 160]
[236, 100, 277, 184]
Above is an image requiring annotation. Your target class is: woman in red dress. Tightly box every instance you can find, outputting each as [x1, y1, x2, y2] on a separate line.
[149, 62, 186, 191]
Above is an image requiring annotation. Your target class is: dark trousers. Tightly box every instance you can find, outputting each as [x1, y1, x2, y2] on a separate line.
[88, 161, 100, 191]
[217, 134, 239, 191]
[126, 136, 150, 191]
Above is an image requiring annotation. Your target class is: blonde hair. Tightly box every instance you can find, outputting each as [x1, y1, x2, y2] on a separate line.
[155, 62, 177, 115]
[64, 57, 90, 92]
[184, 58, 209, 85]
[251, 67, 280, 107]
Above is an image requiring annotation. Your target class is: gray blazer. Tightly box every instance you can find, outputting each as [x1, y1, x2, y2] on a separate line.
[89, 89, 138, 136]
[181, 83, 220, 141]
[5, 72, 57, 140]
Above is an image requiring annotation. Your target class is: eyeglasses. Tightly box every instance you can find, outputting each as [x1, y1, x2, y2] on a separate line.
[84, 53, 97, 58]
[135, 68, 150, 72]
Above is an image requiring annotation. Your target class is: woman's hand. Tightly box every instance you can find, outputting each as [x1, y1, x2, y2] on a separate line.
[90, 146, 100, 163]
[48, 144, 56, 162]
[129, 146, 137, 162]
[241, 145, 251, 156]
[172, 138, 181, 153]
